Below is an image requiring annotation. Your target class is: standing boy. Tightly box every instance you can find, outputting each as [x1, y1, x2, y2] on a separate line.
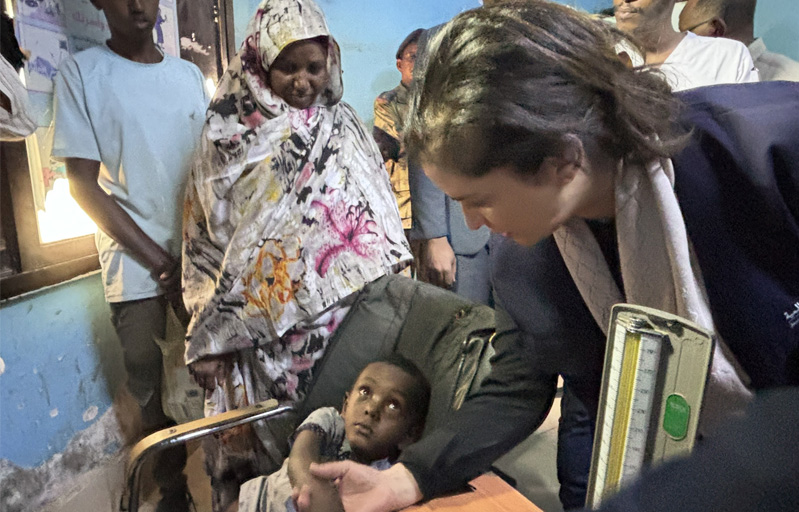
[52, 0, 207, 510]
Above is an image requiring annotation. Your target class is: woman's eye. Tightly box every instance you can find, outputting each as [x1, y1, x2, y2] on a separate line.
[308, 63, 323, 75]
[359, 387, 370, 396]
[386, 401, 401, 411]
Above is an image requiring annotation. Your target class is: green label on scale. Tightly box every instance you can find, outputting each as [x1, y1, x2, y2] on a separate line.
[663, 394, 690, 440]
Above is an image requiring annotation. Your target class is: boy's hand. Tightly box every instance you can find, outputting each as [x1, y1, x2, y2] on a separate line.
[293, 476, 345, 512]
[156, 256, 181, 291]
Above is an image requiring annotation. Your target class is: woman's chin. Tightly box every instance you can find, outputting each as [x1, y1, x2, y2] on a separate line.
[286, 96, 314, 110]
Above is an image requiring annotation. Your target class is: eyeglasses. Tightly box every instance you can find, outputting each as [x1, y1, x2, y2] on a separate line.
[682, 17, 713, 33]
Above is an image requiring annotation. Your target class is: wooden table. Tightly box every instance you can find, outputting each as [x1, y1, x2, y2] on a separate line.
[404, 473, 543, 511]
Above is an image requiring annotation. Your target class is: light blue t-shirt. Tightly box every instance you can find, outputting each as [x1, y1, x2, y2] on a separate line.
[53, 45, 208, 302]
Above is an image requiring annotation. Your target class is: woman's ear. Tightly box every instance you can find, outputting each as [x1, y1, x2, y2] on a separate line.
[539, 134, 585, 185]
[341, 392, 350, 413]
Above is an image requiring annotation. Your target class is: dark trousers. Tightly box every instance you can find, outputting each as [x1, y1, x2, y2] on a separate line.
[557, 384, 594, 510]
[110, 296, 187, 495]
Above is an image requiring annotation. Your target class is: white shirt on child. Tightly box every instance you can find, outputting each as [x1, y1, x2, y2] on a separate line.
[53, 45, 207, 302]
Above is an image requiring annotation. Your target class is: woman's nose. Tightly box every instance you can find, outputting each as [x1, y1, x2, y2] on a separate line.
[293, 74, 310, 90]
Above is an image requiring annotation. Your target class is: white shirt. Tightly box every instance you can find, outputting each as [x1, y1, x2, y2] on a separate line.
[52, 45, 208, 302]
[661, 32, 759, 91]
[0, 54, 35, 141]
[620, 32, 760, 92]
[748, 38, 799, 82]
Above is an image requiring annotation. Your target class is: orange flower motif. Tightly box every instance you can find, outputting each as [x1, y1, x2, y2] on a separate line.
[242, 239, 301, 315]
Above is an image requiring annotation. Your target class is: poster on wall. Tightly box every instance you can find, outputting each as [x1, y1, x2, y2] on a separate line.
[14, 0, 65, 27]
[16, 22, 70, 94]
[12, 0, 179, 244]
[63, 0, 111, 45]
[155, 4, 180, 57]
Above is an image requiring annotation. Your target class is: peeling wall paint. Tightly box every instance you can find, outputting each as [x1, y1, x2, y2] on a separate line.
[0, 407, 127, 512]
[0, 272, 124, 468]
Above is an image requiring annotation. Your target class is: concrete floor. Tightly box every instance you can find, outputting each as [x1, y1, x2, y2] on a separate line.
[42, 401, 563, 512]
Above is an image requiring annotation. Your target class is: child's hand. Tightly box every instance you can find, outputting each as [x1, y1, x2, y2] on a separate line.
[293, 476, 345, 512]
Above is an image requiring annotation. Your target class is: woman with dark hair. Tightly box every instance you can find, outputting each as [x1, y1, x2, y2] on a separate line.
[307, 2, 799, 511]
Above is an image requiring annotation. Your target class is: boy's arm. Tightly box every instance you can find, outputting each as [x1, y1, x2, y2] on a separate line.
[66, 157, 179, 287]
[287, 429, 327, 489]
[288, 430, 344, 512]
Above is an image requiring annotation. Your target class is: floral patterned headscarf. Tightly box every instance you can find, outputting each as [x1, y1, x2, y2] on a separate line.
[182, 0, 411, 364]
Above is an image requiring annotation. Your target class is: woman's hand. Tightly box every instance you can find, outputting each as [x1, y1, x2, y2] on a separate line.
[306, 461, 423, 512]
[292, 476, 345, 512]
[188, 354, 234, 391]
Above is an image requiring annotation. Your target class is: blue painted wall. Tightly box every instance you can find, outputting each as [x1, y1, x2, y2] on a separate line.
[754, 0, 799, 61]
[0, 273, 123, 467]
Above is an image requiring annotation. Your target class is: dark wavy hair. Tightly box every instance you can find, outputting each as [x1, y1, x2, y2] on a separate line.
[406, 1, 687, 178]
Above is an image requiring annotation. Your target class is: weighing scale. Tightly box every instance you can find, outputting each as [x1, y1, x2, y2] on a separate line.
[586, 304, 714, 509]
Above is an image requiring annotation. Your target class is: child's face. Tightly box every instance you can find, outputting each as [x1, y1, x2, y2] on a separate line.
[93, 0, 159, 37]
[341, 362, 420, 462]
[268, 39, 330, 110]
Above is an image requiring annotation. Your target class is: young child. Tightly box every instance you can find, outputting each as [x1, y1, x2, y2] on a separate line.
[51, 0, 207, 510]
[234, 355, 431, 512]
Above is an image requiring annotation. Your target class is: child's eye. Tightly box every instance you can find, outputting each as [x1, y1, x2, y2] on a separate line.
[386, 400, 401, 412]
[358, 386, 370, 396]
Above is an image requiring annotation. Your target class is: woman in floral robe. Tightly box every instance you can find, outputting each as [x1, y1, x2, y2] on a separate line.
[182, 1, 411, 508]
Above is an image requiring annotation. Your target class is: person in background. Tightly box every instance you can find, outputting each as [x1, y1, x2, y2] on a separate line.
[614, 0, 759, 90]
[0, 11, 35, 140]
[306, 3, 799, 511]
[182, 0, 411, 509]
[406, 1, 504, 305]
[51, 0, 208, 510]
[679, 0, 799, 81]
[373, 29, 424, 253]
[232, 356, 431, 512]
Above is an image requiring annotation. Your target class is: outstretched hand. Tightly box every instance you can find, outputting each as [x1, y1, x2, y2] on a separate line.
[292, 476, 345, 512]
[305, 461, 422, 512]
